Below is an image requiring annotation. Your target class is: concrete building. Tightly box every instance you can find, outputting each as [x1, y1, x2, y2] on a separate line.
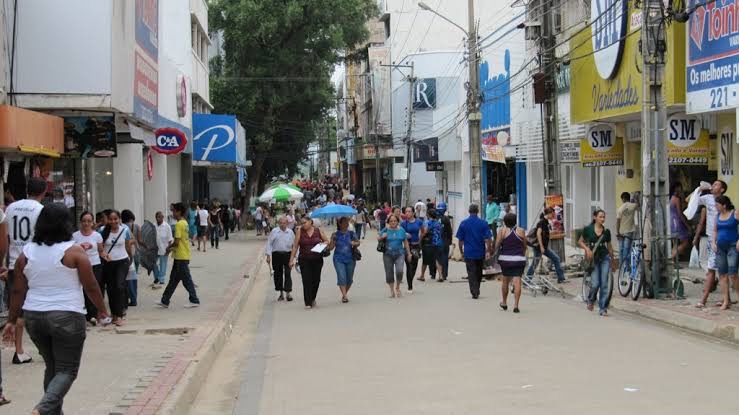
[1, 0, 207, 222]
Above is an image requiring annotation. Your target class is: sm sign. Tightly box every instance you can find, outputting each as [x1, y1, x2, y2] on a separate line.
[581, 124, 624, 167]
[667, 114, 709, 165]
[413, 78, 436, 110]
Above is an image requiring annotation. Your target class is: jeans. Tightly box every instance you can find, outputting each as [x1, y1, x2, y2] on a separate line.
[405, 243, 420, 289]
[619, 232, 634, 269]
[154, 255, 169, 284]
[210, 226, 220, 248]
[271, 252, 292, 292]
[333, 259, 356, 286]
[465, 259, 484, 298]
[354, 223, 364, 239]
[383, 252, 405, 284]
[715, 241, 738, 275]
[588, 256, 611, 311]
[160, 260, 200, 306]
[526, 247, 566, 282]
[380, 220, 386, 230]
[127, 280, 138, 306]
[102, 259, 129, 317]
[299, 257, 323, 307]
[25, 310, 86, 415]
[439, 244, 450, 279]
[83, 264, 103, 321]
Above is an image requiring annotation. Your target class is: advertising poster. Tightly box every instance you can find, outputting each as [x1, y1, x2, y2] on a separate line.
[545, 194, 565, 240]
[480, 50, 512, 164]
[686, 0, 739, 113]
[580, 124, 625, 167]
[133, 0, 159, 125]
[481, 128, 508, 163]
[63, 116, 116, 158]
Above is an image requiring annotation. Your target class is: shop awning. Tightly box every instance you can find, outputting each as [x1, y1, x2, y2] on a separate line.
[0, 105, 64, 156]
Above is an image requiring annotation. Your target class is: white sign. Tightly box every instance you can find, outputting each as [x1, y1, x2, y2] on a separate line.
[586, 124, 617, 153]
[720, 127, 735, 178]
[591, 0, 627, 80]
[560, 141, 581, 163]
[667, 114, 701, 147]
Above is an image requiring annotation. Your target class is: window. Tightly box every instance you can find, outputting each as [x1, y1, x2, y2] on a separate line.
[590, 167, 602, 211]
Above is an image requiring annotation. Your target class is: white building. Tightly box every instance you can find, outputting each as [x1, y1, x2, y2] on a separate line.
[4, 0, 205, 222]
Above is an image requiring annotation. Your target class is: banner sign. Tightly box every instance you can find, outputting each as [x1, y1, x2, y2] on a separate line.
[153, 128, 187, 154]
[368, 46, 392, 135]
[133, 0, 159, 125]
[667, 114, 709, 165]
[192, 113, 243, 163]
[687, 0, 739, 113]
[580, 124, 624, 167]
[544, 194, 565, 240]
[481, 128, 509, 163]
[63, 116, 116, 158]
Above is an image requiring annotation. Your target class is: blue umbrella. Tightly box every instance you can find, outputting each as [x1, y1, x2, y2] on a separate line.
[310, 204, 358, 219]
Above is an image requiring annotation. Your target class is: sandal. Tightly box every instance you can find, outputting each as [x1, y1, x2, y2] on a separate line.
[695, 302, 705, 309]
[499, 303, 508, 311]
[0, 396, 10, 406]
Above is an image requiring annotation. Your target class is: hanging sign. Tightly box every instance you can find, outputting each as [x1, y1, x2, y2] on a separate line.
[580, 124, 624, 167]
[152, 127, 187, 154]
[667, 114, 709, 165]
[720, 126, 735, 179]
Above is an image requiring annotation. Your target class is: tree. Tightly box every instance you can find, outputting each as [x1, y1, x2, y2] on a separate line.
[209, 0, 378, 207]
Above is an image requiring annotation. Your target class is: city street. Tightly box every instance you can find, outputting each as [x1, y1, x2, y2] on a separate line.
[190, 231, 739, 415]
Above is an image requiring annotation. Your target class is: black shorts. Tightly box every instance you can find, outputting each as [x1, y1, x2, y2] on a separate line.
[6, 270, 23, 318]
[501, 266, 525, 277]
[197, 225, 206, 237]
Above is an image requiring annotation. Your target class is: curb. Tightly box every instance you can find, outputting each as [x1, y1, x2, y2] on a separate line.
[121, 250, 265, 415]
[559, 275, 739, 345]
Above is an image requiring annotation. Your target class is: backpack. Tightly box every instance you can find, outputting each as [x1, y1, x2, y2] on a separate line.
[526, 226, 539, 247]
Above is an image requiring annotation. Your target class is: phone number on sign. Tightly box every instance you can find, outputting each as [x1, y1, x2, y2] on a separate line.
[669, 157, 708, 164]
[583, 160, 624, 167]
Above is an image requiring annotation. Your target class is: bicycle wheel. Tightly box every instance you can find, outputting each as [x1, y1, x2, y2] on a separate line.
[617, 262, 632, 297]
[581, 274, 591, 303]
[630, 263, 644, 301]
[604, 271, 614, 308]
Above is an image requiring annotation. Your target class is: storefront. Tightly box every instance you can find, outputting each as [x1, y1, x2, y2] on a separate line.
[0, 105, 64, 208]
[569, 1, 687, 232]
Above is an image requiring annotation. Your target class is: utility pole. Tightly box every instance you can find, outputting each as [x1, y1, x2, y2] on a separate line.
[467, 0, 483, 207]
[641, 0, 670, 297]
[539, 0, 563, 260]
[403, 62, 416, 206]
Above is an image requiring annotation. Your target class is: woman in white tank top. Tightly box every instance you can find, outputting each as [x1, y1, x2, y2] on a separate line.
[1, 203, 109, 415]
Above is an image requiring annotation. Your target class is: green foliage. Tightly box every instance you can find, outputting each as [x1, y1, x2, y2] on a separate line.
[208, 0, 378, 193]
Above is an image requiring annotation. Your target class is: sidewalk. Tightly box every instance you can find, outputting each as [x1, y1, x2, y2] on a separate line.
[553, 244, 739, 344]
[1, 231, 265, 415]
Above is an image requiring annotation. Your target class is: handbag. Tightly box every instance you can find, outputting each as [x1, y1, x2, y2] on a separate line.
[582, 231, 607, 273]
[352, 247, 362, 261]
[376, 239, 386, 253]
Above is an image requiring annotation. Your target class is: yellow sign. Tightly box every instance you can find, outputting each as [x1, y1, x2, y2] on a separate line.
[667, 114, 709, 165]
[570, 3, 685, 124]
[581, 124, 625, 167]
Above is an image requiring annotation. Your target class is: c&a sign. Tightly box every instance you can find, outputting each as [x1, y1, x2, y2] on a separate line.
[580, 124, 624, 167]
[152, 128, 187, 154]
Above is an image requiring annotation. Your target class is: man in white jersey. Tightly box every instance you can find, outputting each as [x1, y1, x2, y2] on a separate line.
[197, 204, 209, 252]
[5, 177, 46, 364]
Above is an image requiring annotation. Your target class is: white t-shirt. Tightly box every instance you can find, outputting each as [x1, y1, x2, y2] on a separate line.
[198, 209, 209, 226]
[72, 230, 103, 266]
[698, 194, 718, 237]
[255, 206, 263, 220]
[5, 199, 44, 269]
[156, 222, 174, 256]
[103, 226, 132, 261]
[22, 241, 84, 314]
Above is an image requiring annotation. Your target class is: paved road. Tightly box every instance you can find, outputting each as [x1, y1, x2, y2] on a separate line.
[192, 231, 739, 415]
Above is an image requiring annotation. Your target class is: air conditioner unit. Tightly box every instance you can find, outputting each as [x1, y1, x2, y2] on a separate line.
[523, 21, 541, 40]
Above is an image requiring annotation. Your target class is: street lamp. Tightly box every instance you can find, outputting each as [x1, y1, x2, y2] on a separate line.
[417, 1, 483, 207]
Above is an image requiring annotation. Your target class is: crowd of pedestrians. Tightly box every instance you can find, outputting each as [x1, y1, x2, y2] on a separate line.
[0, 177, 239, 412]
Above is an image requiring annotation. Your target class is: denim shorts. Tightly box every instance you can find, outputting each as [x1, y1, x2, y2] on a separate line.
[715, 241, 738, 275]
[334, 259, 356, 286]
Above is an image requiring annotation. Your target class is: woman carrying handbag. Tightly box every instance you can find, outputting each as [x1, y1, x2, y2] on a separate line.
[579, 209, 617, 316]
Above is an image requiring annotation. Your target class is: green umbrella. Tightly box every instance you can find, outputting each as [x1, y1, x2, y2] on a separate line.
[259, 184, 303, 203]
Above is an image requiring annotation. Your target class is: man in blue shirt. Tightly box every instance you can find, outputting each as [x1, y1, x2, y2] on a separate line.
[456, 204, 493, 299]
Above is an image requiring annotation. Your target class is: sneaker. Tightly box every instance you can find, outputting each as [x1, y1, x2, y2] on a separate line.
[599, 309, 608, 316]
[407, 290, 413, 295]
[184, 302, 200, 308]
[155, 301, 169, 309]
[12, 352, 32, 364]
[89, 317, 98, 327]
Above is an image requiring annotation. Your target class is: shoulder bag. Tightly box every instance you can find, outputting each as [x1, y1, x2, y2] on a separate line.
[582, 230, 606, 274]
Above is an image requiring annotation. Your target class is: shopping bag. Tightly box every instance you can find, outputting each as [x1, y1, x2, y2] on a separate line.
[689, 246, 700, 269]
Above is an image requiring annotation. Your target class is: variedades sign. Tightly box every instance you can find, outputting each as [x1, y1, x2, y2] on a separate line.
[687, 0, 739, 113]
[192, 113, 239, 163]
